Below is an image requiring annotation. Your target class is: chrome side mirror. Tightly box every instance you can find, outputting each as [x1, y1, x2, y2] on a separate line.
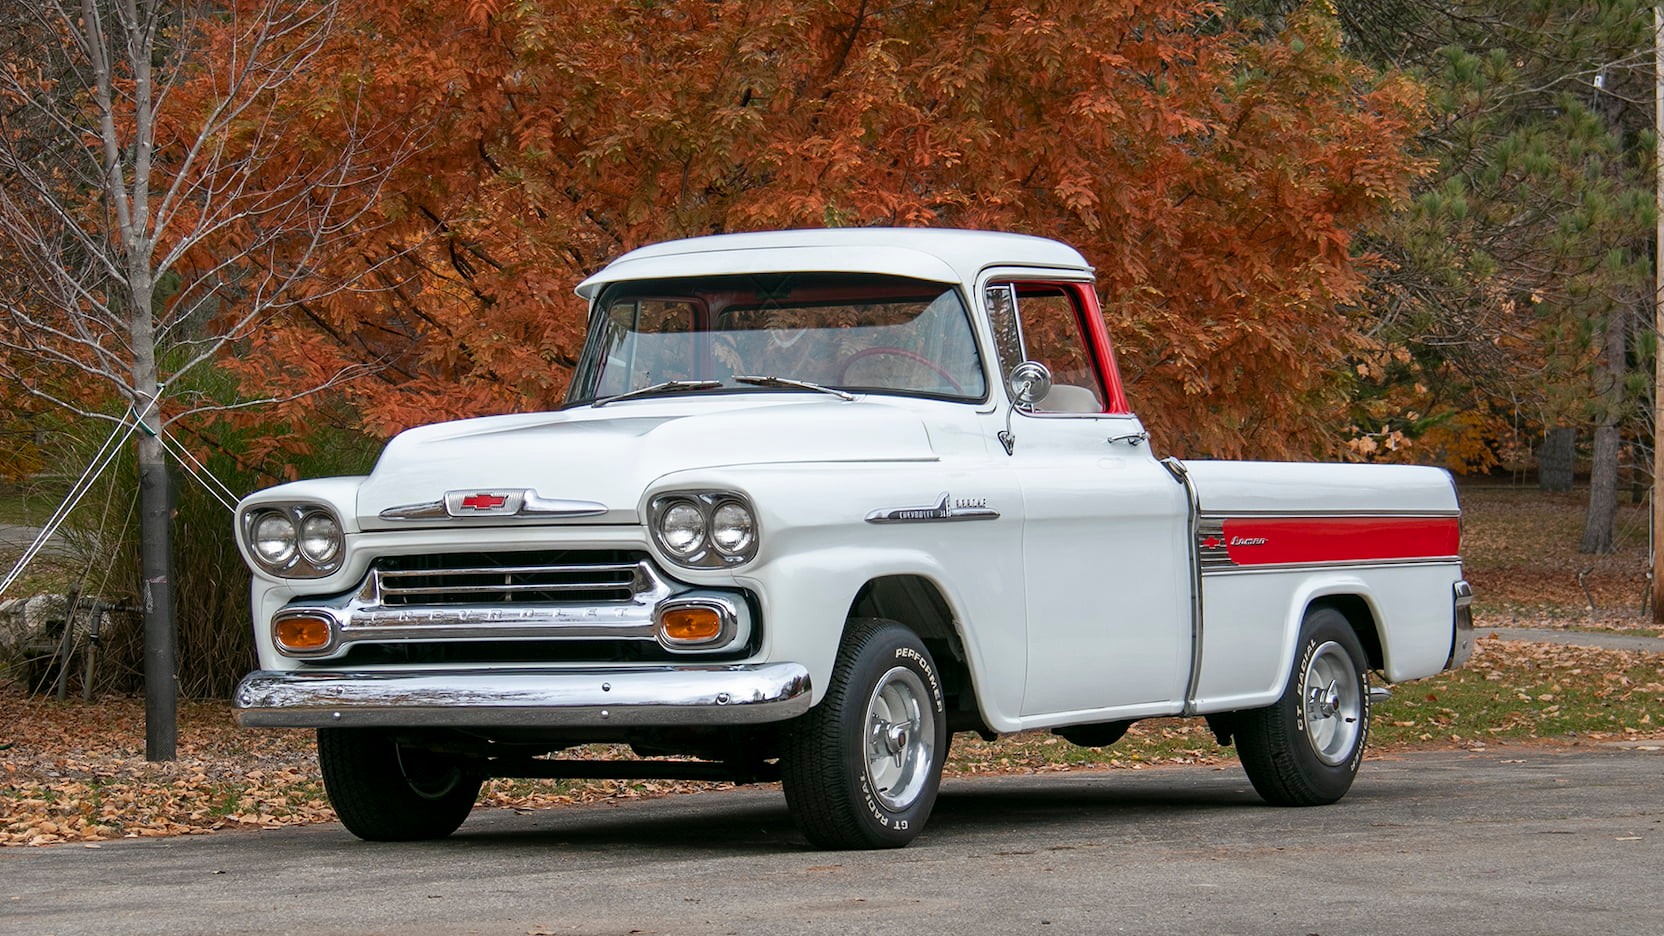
[1007, 361, 1052, 410]
[999, 361, 1052, 456]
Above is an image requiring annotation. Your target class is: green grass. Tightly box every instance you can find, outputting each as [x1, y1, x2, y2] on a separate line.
[0, 483, 51, 526]
[1369, 642, 1664, 745]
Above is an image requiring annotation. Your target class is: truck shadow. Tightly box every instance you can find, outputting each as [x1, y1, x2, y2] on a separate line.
[452, 770, 1275, 853]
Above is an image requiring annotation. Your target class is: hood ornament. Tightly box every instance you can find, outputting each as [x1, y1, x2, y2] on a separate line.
[379, 489, 608, 521]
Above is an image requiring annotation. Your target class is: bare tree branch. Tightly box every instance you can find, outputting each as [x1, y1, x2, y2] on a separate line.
[0, 0, 427, 760]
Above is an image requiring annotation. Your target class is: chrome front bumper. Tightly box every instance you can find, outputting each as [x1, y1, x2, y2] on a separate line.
[233, 662, 812, 728]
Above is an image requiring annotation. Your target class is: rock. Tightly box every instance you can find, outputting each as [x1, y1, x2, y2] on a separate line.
[0, 596, 26, 648]
[0, 594, 98, 651]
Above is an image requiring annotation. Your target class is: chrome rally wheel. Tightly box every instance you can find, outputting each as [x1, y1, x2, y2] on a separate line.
[863, 665, 937, 812]
[1301, 640, 1365, 767]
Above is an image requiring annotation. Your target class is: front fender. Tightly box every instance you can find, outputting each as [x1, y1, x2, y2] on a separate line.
[737, 543, 1025, 730]
[603, 455, 1030, 722]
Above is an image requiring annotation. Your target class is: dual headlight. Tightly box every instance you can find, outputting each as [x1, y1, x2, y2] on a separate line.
[648, 491, 758, 568]
[240, 504, 344, 578]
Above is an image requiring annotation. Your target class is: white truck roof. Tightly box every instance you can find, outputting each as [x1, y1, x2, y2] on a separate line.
[575, 227, 1093, 299]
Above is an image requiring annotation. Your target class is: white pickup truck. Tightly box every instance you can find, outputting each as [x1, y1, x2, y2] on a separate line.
[233, 228, 1473, 849]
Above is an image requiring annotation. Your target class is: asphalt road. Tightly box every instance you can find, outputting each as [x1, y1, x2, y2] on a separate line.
[3, 744, 1661, 936]
[1478, 626, 1664, 653]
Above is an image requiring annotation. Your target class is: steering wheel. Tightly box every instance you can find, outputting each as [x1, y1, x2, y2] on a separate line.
[835, 347, 965, 394]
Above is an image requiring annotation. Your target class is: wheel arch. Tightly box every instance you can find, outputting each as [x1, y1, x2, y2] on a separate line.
[1309, 593, 1385, 672]
[1277, 577, 1385, 675]
[848, 574, 989, 734]
[1193, 573, 1400, 714]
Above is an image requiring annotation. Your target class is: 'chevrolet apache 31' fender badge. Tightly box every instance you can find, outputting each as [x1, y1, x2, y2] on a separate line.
[865, 492, 1000, 524]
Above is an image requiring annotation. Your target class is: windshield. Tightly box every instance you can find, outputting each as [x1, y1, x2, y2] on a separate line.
[566, 273, 987, 405]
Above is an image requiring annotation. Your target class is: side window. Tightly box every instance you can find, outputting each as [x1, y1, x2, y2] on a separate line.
[984, 283, 1105, 413]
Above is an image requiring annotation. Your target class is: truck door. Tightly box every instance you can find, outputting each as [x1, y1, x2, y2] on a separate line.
[981, 278, 1192, 720]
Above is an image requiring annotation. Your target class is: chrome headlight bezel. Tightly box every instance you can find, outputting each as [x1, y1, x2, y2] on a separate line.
[240, 503, 346, 578]
[647, 491, 759, 569]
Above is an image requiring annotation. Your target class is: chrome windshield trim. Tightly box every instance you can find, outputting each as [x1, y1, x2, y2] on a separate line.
[233, 663, 813, 728]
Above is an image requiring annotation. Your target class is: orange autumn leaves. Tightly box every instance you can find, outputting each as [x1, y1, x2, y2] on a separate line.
[183, 1, 1424, 458]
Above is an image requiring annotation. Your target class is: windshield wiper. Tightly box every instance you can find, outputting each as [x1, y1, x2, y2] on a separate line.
[592, 379, 722, 408]
[732, 374, 856, 401]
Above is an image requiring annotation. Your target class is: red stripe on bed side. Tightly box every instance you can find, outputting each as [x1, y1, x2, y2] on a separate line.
[1220, 517, 1461, 566]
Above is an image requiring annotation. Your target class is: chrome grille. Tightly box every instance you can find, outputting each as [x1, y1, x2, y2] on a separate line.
[370, 550, 648, 606]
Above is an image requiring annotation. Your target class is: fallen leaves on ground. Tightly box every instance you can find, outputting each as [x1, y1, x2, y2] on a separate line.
[0, 693, 747, 846]
[1370, 634, 1664, 748]
[4, 634, 1659, 847]
[1461, 484, 1659, 634]
[0, 696, 327, 846]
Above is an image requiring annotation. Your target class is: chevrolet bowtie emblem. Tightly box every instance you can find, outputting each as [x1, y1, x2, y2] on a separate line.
[458, 493, 509, 511]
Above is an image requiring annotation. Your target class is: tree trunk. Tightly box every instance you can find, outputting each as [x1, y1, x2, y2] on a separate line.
[131, 252, 175, 759]
[1581, 423, 1619, 553]
[138, 428, 177, 760]
[1581, 305, 1628, 554]
[1538, 427, 1576, 492]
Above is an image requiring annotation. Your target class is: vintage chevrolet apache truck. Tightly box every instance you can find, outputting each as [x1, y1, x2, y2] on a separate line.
[232, 228, 1473, 849]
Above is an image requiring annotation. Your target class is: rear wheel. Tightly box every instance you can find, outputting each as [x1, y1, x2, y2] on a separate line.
[782, 619, 947, 849]
[1234, 606, 1371, 806]
[317, 727, 482, 841]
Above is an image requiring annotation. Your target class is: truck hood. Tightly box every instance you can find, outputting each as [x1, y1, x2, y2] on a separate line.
[355, 398, 938, 528]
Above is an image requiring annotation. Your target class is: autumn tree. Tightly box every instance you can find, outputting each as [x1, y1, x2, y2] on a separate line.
[0, 1, 412, 757]
[216, 0, 1424, 462]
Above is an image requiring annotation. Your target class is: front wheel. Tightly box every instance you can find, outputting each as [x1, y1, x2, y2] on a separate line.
[782, 619, 947, 849]
[1234, 606, 1371, 806]
[317, 727, 483, 841]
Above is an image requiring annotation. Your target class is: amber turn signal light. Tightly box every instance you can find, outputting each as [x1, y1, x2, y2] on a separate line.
[659, 607, 724, 644]
[274, 614, 333, 653]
